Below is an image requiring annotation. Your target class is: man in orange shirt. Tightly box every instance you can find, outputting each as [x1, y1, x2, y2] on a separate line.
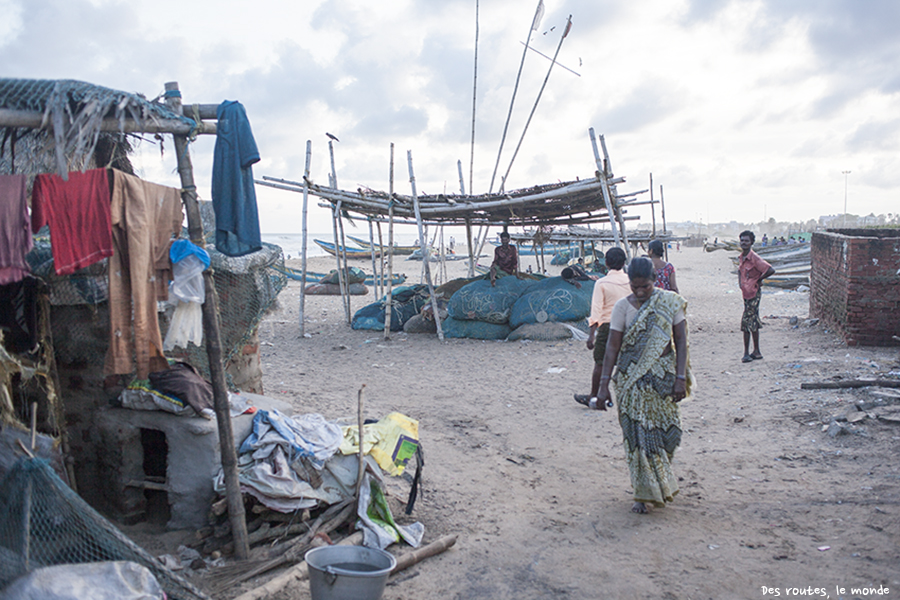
[575, 247, 630, 408]
[738, 230, 775, 363]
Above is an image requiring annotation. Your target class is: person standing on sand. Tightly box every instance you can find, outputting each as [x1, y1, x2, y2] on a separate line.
[648, 239, 679, 294]
[593, 257, 691, 514]
[489, 231, 520, 286]
[574, 247, 629, 409]
[738, 230, 775, 363]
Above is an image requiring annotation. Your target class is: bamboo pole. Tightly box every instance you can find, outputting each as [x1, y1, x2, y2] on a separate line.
[375, 220, 385, 299]
[499, 15, 572, 193]
[649, 173, 656, 237]
[368, 218, 378, 296]
[356, 385, 366, 498]
[660, 184, 668, 262]
[299, 141, 311, 336]
[383, 144, 395, 340]
[165, 81, 249, 559]
[588, 128, 623, 256]
[599, 134, 631, 259]
[329, 142, 353, 324]
[408, 151, 444, 341]
[489, 0, 544, 194]
[0, 108, 216, 135]
[469, 0, 479, 197]
[331, 201, 350, 321]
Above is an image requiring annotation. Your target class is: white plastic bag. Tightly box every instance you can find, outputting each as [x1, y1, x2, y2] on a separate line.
[170, 254, 206, 304]
[164, 242, 209, 350]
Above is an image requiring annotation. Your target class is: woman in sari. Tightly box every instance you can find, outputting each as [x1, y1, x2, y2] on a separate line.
[595, 257, 692, 514]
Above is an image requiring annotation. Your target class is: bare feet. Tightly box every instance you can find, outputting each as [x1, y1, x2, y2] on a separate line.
[631, 502, 648, 514]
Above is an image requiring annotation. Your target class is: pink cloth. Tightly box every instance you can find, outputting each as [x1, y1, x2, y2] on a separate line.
[0, 174, 32, 284]
[738, 250, 772, 299]
[588, 268, 630, 327]
[31, 169, 113, 275]
[104, 170, 183, 379]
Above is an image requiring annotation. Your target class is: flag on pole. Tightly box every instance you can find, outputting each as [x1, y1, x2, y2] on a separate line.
[531, 0, 545, 31]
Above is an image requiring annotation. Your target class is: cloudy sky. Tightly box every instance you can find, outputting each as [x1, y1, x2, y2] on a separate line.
[2, 0, 898, 234]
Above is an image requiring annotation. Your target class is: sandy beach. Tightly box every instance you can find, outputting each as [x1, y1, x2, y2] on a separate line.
[223, 246, 899, 599]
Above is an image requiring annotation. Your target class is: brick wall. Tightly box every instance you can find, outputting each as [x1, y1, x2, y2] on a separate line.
[810, 229, 900, 346]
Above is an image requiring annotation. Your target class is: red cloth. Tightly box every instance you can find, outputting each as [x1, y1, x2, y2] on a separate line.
[0, 174, 32, 284]
[31, 169, 113, 275]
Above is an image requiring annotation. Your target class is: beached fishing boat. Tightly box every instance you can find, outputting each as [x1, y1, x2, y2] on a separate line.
[346, 235, 418, 255]
[313, 239, 377, 259]
[272, 265, 407, 286]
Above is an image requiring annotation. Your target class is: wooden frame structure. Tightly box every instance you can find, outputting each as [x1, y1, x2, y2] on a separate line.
[0, 78, 251, 559]
[256, 128, 672, 342]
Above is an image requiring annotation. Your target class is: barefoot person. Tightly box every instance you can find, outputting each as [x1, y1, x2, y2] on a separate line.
[648, 239, 679, 293]
[574, 247, 629, 408]
[738, 230, 775, 363]
[489, 231, 519, 286]
[594, 257, 692, 514]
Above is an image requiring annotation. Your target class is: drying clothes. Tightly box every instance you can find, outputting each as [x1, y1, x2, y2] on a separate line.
[104, 170, 183, 379]
[31, 168, 113, 275]
[0, 174, 32, 285]
[0, 276, 40, 354]
[211, 100, 262, 257]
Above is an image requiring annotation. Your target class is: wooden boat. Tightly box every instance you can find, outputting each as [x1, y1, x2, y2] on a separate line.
[273, 265, 407, 286]
[313, 239, 376, 259]
[346, 235, 418, 255]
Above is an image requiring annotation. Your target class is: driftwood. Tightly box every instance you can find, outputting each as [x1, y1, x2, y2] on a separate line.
[801, 380, 900, 390]
[391, 534, 458, 573]
[212, 499, 356, 592]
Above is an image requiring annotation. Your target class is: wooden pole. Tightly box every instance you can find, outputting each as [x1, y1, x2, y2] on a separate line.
[329, 142, 353, 324]
[465, 219, 475, 278]
[499, 15, 572, 193]
[600, 134, 631, 258]
[331, 201, 350, 320]
[375, 220, 385, 299]
[408, 151, 444, 341]
[356, 385, 366, 498]
[588, 128, 622, 254]
[383, 144, 395, 340]
[649, 173, 656, 237]
[164, 81, 249, 559]
[489, 0, 544, 194]
[469, 0, 479, 197]
[299, 141, 311, 336]
[368, 218, 378, 296]
[660, 184, 668, 262]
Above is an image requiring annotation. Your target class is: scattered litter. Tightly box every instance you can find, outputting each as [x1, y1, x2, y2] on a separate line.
[817, 546, 831, 552]
[708, 544, 719, 550]
[546, 367, 567, 374]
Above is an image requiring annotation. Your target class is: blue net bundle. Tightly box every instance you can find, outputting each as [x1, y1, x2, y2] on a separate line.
[0, 457, 209, 599]
[352, 284, 429, 331]
[509, 277, 594, 329]
[447, 276, 536, 324]
[442, 317, 511, 340]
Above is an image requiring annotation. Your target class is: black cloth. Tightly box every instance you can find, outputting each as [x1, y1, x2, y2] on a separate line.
[148, 362, 214, 415]
[0, 276, 40, 354]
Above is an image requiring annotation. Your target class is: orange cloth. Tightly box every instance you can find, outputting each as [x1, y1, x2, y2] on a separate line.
[105, 170, 183, 379]
[588, 268, 630, 327]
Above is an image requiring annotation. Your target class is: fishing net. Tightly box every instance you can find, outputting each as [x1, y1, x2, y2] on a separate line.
[352, 285, 430, 331]
[0, 457, 209, 600]
[0, 78, 196, 177]
[447, 276, 536, 324]
[508, 277, 595, 329]
[441, 317, 511, 340]
[25, 237, 287, 385]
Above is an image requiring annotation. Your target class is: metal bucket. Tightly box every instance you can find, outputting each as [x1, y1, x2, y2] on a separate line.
[305, 545, 397, 600]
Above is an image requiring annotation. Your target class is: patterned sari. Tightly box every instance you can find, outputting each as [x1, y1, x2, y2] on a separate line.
[614, 290, 692, 507]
